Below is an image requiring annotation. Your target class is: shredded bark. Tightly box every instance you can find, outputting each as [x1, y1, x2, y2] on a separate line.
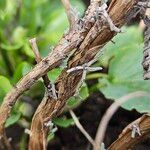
[0, 0, 149, 149]
[28, 0, 144, 149]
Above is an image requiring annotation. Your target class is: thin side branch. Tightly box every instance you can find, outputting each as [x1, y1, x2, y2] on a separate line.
[29, 38, 58, 99]
[69, 110, 96, 147]
[61, 0, 78, 29]
[29, 38, 42, 62]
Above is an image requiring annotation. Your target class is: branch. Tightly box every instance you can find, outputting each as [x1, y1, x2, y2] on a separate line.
[69, 110, 96, 147]
[108, 114, 150, 150]
[93, 91, 150, 150]
[29, 38, 50, 87]
[0, 0, 144, 149]
[28, 0, 143, 149]
[29, 38, 58, 99]
[0, 1, 100, 145]
[61, 0, 78, 30]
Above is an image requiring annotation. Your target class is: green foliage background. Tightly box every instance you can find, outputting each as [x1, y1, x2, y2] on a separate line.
[0, 0, 150, 147]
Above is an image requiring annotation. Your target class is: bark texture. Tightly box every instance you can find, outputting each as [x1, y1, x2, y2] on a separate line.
[143, 26, 150, 79]
[28, 0, 144, 149]
[0, 0, 149, 149]
[108, 114, 150, 150]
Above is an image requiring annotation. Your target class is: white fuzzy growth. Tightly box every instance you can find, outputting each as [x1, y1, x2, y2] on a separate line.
[51, 126, 58, 133]
[25, 129, 32, 136]
[131, 124, 141, 138]
[97, 3, 121, 33]
[44, 120, 54, 128]
[47, 83, 58, 100]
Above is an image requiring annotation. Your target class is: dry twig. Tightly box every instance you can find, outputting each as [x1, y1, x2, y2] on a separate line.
[69, 110, 96, 147]
[29, 38, 58, 99]
[61, 0, 78, 30]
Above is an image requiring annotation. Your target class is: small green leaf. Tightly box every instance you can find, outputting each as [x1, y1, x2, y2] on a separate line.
[53, 117, 74, 128]
[5, 113, 21, 127]
[19, 103, 33, 117]
[22, 63, 32, 75]
[79, 84, 89, 100]
[99, 26, 143, 67]
[12, 26, 27, 43]
[47, 133, 55, 142]
[0, 76, 12, 93]
[98, 37, 150, 112]
[0, 76, 12, 100]
[23, 42, 35, 58]
[0, 43, 23, 51]
[48, 68, 62, 83]
[67, 97, 78, 107]
[12, 62, 32, 83]
[67, 84, 89, 108]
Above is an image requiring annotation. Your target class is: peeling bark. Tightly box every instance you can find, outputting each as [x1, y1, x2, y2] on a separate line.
[28, 0, 143, 149]
[0, 0, 148, 149]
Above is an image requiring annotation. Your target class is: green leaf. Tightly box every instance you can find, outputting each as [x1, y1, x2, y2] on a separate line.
[22, 63, 32, 75]
[47, 133, 55, 142]
[99, 44, 150, 112]
[67, 97, 78, 107]
[0, 0, 6, 9]
[53, 117, 74, 128]
[67, 84, 89, 108]
[19, 103, 33, 117]
[12, 26, 27, 43]
[48, 68, 62, 83]
[79, 84, 89, 99]
[99, 26, 143, 67]
[12, 62, 32, 83]
[0, 76, 12, 101]
[4, 0, 17, 21]
[99, 81, 150, 112]
[0, 43, 23, 51]
[23, 42, 35, 58]
[5, 113, 21, 127]
[109, 44, 143, 80]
